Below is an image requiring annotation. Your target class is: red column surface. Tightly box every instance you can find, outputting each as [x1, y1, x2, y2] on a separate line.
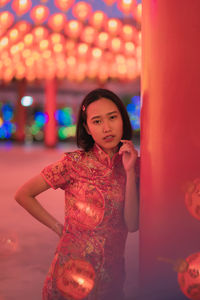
[140, 1, 200, 299]
[44, 79, 57, 147]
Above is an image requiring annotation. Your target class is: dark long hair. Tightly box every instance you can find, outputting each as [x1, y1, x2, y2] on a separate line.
[76, 88, 133, 151]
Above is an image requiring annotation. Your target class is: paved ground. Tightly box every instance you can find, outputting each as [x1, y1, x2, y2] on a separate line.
[0, 142, 140, 300]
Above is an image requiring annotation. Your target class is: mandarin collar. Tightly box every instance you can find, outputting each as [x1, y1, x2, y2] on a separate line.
[92, 143, 121, 168]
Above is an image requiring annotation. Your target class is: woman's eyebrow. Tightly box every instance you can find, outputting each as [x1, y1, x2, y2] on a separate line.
[90, 111, 118, 121]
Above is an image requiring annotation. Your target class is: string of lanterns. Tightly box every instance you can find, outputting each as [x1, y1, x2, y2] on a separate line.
[0, 0, 141, 83]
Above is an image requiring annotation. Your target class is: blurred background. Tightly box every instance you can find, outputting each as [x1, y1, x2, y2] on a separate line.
[0, 1, 141, 299]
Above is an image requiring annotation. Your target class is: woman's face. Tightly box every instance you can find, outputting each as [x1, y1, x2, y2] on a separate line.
[85, 97, 123, 155]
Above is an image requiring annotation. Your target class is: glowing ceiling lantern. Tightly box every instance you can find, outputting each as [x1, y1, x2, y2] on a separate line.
[32, 26, 49, 42]
[103, 0, 116, 5]
[0, 37, 9, 50]
[96, 32, 109, 49]
[77, 42, 89, 57]
[0, 11, 14, 30]
[30, 5, 49, 24]
[91, 47, 102, 60]
[110, 37, 122, 53]
[124, 41, 135, 55]
[48, 13, 66, 32]
[12, 0, 32, 16]
[72, 1, 92, 22]
[54, 0, 74, 11]
[64, 20, 82, 39]
[39, 39, 49, 51]
[0, 0, 11, 7]
[50, 33, 63, 44]
[90, 11, 107, 30]
[122, 24, 135, 41]
[65, 40, 76, 54]
[106, 18, 122, 36]
[21, 96, 33, 107]
[15, 20, 31, 34]
[15, 64, 26, 79]
[8, 28, 19, 43]
[81, 26, 96, 44]
[132, 3, 142, 23]
[117, 0, 136, 15]
[24, 33, 33, 46]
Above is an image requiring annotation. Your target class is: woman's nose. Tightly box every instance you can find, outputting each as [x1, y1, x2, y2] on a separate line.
[103, 120, 111, 132]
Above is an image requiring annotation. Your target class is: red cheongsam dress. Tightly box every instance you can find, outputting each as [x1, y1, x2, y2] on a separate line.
[40, 143, 140, 300]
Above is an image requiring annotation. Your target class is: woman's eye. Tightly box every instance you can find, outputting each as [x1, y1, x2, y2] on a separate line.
[110, 115, 117, 120]
[93, 120, 101, 124]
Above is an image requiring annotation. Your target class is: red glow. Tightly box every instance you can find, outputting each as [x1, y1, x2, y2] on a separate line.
[48, 13, 66, 32]
[90, 11, 107, 30]
[30, 5, 49, 24]
[57, 259, 95, 300]
[54, 0, 74, 11]
[0, 11, 14, 29]
[12, 0, 32, 16]
[72, 1, 92, 22]
[64, 20, 82, 39]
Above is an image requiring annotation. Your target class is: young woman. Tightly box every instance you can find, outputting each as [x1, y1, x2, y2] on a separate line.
[15, 88, 140, 300]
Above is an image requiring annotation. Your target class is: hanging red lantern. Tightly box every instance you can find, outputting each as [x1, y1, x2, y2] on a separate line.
[56, 259, 95, 300]
[12, 0, 32, 16]
[185, 178, 200, 221]
[117, 0, 136, 15]
[106, 18, 122, 36]
[0, 0, 10, 7]
[64, 20, 82, 39]
[132, 2, 142, 23]
[110, 37, 123, 53]
[0, 11, 14, 30]
[72, 1, 92, 22]
[121, 24, 136, 41]
[95, 32, 109, 49]
[177, 252, 200, 300]
[81, 26, 96, 44]
[30, 5, 49, 24]
[124, 41, 135, 56]
[90, 10, 107, 30]
[77, 42, 89, 58]
[32, 26, 49, 42]
[54, 0, 74, 11]
[15, 21, 31, 35]
[48, 13, 66, 32]
[103, 0, 116, 5]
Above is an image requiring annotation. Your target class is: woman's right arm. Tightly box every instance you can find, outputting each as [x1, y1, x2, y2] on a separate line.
[14, 174, 63, 237]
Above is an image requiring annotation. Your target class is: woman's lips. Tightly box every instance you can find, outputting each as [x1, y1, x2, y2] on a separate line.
[103, 135, 115, 142]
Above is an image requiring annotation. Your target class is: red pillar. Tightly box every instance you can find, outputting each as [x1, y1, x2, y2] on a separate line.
[44, 79, 57, 147]
[15, 79, 26, 142]
[140, 1, 200, 299]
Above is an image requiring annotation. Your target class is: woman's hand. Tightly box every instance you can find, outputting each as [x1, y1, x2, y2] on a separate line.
[119, 140, 138, 174]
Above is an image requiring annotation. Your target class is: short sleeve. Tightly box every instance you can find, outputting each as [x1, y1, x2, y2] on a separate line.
[40, 154, 70, 190]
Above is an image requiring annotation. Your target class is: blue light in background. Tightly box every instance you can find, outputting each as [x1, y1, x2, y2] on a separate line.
[127, 95, 140, 131]
[2, 104, 13, 121]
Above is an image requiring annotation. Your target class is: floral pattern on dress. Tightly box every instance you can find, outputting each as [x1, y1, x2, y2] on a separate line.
[41, 143, 140, 300]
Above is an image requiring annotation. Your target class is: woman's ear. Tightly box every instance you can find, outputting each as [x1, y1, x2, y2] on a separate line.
[83, 123, 91, 135]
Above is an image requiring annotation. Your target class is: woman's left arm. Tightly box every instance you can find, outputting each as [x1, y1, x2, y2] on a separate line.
[119, 140, 139, 232]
